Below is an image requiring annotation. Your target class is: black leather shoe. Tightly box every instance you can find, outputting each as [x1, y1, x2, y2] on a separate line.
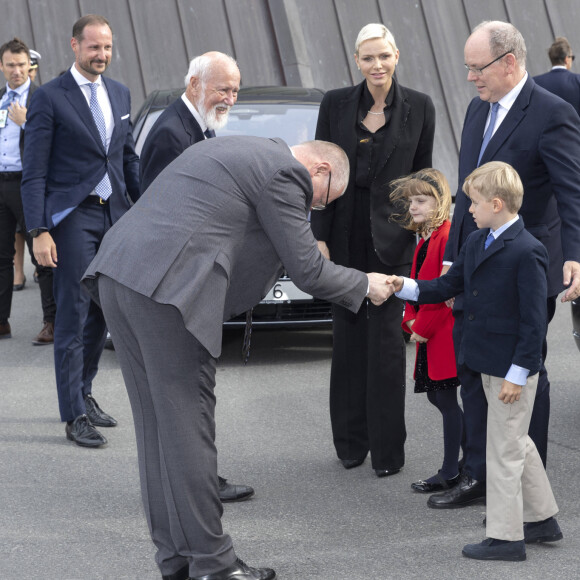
[218, 476, 254, 502]
[524, 517, 563, 544]
[65, 415, 107, 447]
[427, 473, 485, 509]
[190, 558, 275, 580]
[341, 458, 365, 469]
[375, 468, 401, 478]
[84, 394, 117, 427]
[0, 322, 11, 339]
[411, 472, 460, 493]
[163, 564, 189, 580]
[462, 538, 525, 561]
[13, 275, 26, 291]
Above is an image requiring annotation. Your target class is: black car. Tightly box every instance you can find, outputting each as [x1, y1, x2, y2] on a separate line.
[132, 86, 332, 327]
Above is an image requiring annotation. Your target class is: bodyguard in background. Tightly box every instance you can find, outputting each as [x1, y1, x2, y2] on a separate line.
[311, 23, 435, 478]
[534, 37, 580, 115]
[21, 15, 140, 448]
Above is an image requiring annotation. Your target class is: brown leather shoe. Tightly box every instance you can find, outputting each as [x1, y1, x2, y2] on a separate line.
[0, 322, 12, 339]
[32, 321, 54, 345]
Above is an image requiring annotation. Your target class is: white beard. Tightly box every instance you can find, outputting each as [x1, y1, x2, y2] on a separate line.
[199, 87, 231, 131]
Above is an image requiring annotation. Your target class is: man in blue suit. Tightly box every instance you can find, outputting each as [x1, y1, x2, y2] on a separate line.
[21, 14, 140, 448]
[429, 20, 580, 508]
[534, 37, 580, 115]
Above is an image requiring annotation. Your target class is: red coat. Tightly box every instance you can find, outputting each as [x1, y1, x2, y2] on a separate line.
[402, 221, 457, 380]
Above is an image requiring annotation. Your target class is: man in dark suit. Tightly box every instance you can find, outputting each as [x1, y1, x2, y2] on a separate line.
[140, 51, 240, 193]
[534, 37, 580, 115]
[21, 15, 140, 448]
[141, 52, 252, 503]
[0, 37, 55, 344]
[430, 20, 580, 509]
[82, 136, 393, 580]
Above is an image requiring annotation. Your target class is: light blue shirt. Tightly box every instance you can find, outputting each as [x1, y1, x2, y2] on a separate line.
[397, 216, 529, 385]
[0, 78, 30, 172]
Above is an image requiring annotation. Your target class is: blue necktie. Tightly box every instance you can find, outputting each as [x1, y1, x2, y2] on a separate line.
[1, 90, 17, 110]
[484, 231, 495, 250]
[88, 83, 112, 200]
[204, 128, 216, 139]
[478, 102, 500, 166]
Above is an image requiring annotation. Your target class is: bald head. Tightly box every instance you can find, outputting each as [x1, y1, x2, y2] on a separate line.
[291, 141, 350, 210]
[184, 51, 241, 130]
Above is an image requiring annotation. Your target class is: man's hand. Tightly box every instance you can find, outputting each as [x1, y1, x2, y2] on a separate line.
[366, 273, 395, 305]
[7, 102, 27, 126]
[562, 260, 580, 302]
[33, 232, 58, 268]
[385, 275, 404, 293]
[498, 380, 522, 404]
[317, 240, 330, 260]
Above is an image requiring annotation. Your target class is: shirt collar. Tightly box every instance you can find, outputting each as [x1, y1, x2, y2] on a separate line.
[70, 63, 102, 87]
[497, 72, 528, 112]
[181, 93, 208, 133]
[551, 65, 568, 71]
[490, 214, 519, 238]
[4, 77, 30, 97]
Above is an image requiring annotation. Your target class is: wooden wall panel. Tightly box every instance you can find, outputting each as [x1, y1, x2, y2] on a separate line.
[0, 1, 36, 75]
[463, 0, 509, 29]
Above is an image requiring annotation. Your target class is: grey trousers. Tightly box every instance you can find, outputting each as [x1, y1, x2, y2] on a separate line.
[98, 276, 236, 577]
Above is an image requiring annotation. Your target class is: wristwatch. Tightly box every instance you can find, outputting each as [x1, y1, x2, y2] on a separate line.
[29, 228, 48, 238]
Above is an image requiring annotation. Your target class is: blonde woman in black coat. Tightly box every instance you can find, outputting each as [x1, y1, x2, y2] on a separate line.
[311, 23, 435, 477]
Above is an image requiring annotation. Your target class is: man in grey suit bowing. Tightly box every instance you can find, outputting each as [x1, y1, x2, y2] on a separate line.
[82, 136, 392, 580]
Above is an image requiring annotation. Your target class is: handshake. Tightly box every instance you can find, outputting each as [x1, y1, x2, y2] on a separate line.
[366, 273, 404, 305]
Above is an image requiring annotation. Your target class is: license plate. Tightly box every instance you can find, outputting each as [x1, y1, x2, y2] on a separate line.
[262, 280, 313, 303]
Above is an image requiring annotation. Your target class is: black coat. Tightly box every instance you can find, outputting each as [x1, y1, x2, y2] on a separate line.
[311, 80, 435, 268]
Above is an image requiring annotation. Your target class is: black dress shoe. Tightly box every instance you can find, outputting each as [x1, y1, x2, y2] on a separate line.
[341, 458, 365, 469]
[462, 538, 525, 561]
[0, 322, 11, 339]
[190, 558, 275, 580]
[375, 468, 401, 478]
[84, 394, 117, 427]
[411, 472, 460, 493]
[13, 275, 26, 291]
[427, 473, 485, 509]
[65, 415, 107, 447]
[163, 564, 189, 580]
[218, 476, 254, 502]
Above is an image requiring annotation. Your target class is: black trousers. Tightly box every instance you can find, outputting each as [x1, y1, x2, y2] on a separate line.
[454, 296, 555, 481]
[0, 173, 55, 323]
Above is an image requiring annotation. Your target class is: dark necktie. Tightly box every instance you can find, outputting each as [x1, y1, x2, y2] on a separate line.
[478, 102, 500, 166]
[204, 128, 216, 139]
[88, 83, 112, 200]
[242, 309, 253, 364]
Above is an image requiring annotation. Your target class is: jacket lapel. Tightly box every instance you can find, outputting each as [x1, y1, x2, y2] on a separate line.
[474, 218, 524, 269]
[337, 83, 363, 168]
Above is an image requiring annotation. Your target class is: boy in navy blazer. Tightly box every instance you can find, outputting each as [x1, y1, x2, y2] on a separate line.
[388, 162, 561, 561]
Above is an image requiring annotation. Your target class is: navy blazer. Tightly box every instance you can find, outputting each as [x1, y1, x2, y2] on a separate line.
[20, 70, 140, 230]
[445, 76, 580, 298]
[311, 80, 435, 268]
[534, 68, 580, 115]
[418, 218, 548, 378]
[139, 96, 205, 193]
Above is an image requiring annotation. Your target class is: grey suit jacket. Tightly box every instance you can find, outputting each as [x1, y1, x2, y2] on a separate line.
[83, 136, 368, 357]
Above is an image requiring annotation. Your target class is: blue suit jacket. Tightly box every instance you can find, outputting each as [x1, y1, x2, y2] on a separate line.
[419, 218, 548, 377]
[445, 76, 580, 298]
[534, 68, 580, 116]
[21, 70, 140, 230]
[139, 96, 204, 193]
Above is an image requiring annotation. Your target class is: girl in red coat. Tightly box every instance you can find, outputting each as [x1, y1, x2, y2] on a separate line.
[390, 169, 463, 493]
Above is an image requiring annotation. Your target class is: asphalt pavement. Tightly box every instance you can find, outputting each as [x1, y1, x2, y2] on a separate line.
[1, 261, 579, 579]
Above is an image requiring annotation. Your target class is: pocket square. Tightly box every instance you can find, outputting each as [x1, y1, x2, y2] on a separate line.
[120, 113, 130, 120]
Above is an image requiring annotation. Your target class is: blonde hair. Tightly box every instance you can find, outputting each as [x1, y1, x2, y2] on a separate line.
[389, 168, 452, 234]
[355, 23, 397, 55]
[463, 161, 523, 213]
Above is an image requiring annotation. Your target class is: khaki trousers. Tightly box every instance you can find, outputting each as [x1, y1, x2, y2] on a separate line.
[482, 373, 558, 541]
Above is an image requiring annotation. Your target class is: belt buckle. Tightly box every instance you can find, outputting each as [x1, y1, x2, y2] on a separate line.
[99, 197, 107, 205]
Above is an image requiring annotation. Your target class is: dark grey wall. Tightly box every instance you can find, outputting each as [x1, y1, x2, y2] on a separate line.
[3, 0, 580, 187]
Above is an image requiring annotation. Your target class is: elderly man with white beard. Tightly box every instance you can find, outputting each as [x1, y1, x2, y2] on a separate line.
[138, 51, 252, 507]
[139, 51, 240, 193]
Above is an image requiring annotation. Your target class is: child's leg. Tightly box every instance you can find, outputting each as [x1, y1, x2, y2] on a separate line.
[427, 389, 463, 480]
[482, 373, 537, 541]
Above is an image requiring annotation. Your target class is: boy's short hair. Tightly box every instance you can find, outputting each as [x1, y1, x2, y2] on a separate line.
[462, 161, 523, 213]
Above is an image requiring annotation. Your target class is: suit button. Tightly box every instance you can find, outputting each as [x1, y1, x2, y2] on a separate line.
[473, 289, 478, 296]
[468, 314, 475, 321]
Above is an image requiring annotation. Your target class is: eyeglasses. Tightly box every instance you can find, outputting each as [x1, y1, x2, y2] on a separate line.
[311, 171, 332, 211]
[464, 50, 512, 76]
[569, 54, 576, 61]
